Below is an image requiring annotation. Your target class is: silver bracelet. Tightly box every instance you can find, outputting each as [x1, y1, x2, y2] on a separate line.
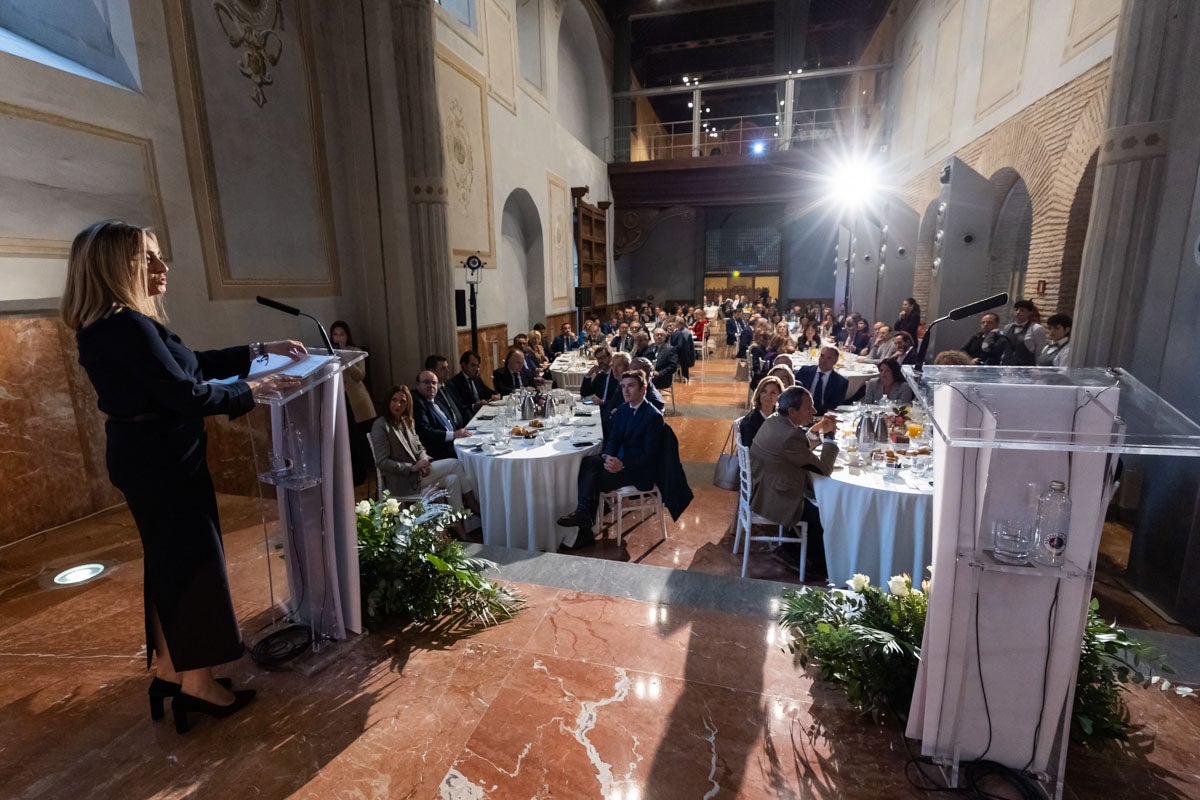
[252, 341, 268, 362]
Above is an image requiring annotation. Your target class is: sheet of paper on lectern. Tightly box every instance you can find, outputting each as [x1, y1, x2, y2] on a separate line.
[211, 353, 337, 384]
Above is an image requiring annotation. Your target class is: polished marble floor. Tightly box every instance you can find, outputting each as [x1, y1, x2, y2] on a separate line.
[2, 354, 1198, 799]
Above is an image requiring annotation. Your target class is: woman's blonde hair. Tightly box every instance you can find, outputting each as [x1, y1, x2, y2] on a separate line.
[751, 375, 786, 410]
[60, 221, 163, 329]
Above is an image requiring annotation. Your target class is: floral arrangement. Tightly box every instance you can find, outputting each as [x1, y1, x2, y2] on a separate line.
[355, 491, 524, 628]
[780, 572, 1192, 745]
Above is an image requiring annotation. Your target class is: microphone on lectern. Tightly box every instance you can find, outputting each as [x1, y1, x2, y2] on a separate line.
[913, 292, 1009, 376]
[256, 295, 335, 354]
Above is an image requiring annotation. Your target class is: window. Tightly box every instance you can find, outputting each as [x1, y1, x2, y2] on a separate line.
[0, 0, 139, 90]
[436, 0, 477, 33]
[516, 0, 542, 89]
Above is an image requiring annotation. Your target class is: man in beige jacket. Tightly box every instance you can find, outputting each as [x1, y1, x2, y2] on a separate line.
[749, 386, 838, 578]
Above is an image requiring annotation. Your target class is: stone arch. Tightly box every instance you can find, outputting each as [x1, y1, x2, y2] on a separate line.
[555, 0, 610, 157]
[1058, 150, 1098, 314]
[500, 188, 544, 332]
[987, 168, 1033, 302]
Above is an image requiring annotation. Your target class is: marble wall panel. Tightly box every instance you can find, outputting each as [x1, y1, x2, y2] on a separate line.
[0, 317, 94, 545]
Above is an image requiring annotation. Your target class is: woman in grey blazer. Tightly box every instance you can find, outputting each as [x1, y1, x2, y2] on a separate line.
[369, 385, 481, 535]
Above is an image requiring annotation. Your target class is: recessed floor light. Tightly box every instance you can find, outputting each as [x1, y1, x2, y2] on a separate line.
[53, 563, 106, 585]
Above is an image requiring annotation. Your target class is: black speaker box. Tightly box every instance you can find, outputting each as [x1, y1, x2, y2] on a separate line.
[454, 289, 467, 326]
[574, 286, 592, 308]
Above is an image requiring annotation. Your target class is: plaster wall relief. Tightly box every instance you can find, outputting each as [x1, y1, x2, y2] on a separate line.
[547, 171, 571, 309]
[435, 46, 495, 261]
[0, 102, 169, 310]
[164, 0, 340, 299]
[213, 0, 285, 107]
[1063, 0, 1120, 62]
[925, 0, 962, 156]
[975, 0, 1029, 119]
[485, 0, 518, 115]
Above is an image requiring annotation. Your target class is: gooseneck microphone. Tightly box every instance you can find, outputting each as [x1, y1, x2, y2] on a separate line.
[913, 292, 1009, 376]
[256, 295, 335, 354]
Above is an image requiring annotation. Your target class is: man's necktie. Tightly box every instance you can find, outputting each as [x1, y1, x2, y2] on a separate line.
[513, 371, 523, 389]
[431, 401, 454, 432]
[814, 372, 826, 410]
[468, 377, 479, 402]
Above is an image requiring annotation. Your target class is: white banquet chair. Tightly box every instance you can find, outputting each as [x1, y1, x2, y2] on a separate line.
[365, 434, 423, 506]
[731, 421, 807, 581]
[596, 485, 667, 547]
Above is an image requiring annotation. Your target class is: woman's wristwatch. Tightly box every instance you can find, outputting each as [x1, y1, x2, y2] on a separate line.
[251, 341, 268, 362]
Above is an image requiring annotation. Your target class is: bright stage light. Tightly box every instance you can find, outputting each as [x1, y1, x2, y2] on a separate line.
[751, 141, 765, 155]
[828, 158, 880, 209]
[53, 563, 106, 585]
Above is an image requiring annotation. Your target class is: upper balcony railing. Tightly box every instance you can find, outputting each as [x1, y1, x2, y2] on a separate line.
[612, 63, 891, 164]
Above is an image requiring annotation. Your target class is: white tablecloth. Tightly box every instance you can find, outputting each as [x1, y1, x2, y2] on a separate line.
[789, 353, 879, 398]
[454, 407, 603, 551]
[549, 356, 595, 392]
[811, 461, 934, 585]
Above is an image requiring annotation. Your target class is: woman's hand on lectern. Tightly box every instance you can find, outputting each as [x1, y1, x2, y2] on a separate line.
[247, 374, 303, 398]
[265, 339, 308, 360]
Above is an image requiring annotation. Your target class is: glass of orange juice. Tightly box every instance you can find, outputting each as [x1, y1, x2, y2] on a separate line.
[906, 421, 924, 440]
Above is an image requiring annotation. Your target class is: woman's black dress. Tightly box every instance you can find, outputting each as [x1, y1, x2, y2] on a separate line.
[76, 309, 254, 671]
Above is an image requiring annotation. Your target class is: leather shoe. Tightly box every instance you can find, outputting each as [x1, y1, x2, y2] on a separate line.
[557, 510, 590, 528]
[560, 526, 595, 551]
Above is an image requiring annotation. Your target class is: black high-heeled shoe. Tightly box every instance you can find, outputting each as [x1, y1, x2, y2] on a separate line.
[147, 676, 233, 721]
[171, 689, 256, 734]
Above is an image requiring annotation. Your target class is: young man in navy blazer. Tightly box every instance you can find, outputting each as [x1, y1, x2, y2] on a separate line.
[558, 370, 664, 550]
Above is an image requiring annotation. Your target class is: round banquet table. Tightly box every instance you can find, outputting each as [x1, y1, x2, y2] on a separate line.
[549, 356, 595, 393]
[455, 408, 603, 551]
[789, 352, 879, 399]
[811, 460, 934, 586]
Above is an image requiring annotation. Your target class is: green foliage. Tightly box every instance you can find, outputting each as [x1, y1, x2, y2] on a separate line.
[780, 578, 1193, 745]
[355, 492, 524, 628]
[780, 573, 927, 723]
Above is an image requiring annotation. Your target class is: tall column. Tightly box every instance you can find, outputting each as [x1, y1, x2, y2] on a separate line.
[390, 0, 457, 360]
[1071, 0, 1200, 625]
[612, 16, 632, 163]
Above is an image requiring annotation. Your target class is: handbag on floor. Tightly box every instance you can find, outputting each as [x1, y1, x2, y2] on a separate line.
[712, 423, 740, 491]
[734, 358, 749, 382]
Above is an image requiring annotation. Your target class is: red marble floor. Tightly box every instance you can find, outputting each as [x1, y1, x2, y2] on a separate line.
[2, 356, 1198, 799]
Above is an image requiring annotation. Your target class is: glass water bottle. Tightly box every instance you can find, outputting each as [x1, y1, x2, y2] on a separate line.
[1033, 480, 1071, 567]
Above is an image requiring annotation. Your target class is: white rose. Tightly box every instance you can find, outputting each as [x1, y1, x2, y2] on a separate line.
[846, 573, 870, 593]
[921, 578, 931, 594]
[887, 575, 910, 597]
[384, 498, 401, 515]
[355, 500, 371, 516]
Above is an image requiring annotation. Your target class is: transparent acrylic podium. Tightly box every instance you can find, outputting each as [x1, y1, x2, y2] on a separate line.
[901, 365, 1200, 799]
[250, 348, 365, 661]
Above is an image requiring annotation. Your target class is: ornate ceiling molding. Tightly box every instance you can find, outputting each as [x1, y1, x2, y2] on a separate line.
[613, 205, 696, 258]
[213, 0, 285, 107]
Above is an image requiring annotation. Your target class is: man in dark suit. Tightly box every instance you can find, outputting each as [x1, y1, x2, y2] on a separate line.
[666, 318, 695, 383]
[558, 370, 664, 549]
[425, 354, 468, 428]
[413, 370, 471, 460]
[580, 346, 618, 404]
[726, 308, 746, 347]
[550, 323, 581, 358]
[794, 346, 849, 415]
[643, 328, 679, 389]
[750, 385, 839, 577]
[449, 350, 499, 416]
[493, 347, 539, 395]
[609, 321, 634, 353]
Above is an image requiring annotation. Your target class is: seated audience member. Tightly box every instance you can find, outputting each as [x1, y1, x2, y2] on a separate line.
[794, 346, 849, 415]
[412, 369, 471, 461]
[643, 328, 679, 389]
[1037, 314, 1072, 367]
[726, 308, 747, 349]
[629, 357, 667, 412]
[749, 386, 838, 576]
[864, 324, 895, 360]
[737, 316, 755, 359]
[844, 317, 871, 353]
[767, 364, 796, 388]
[582, 319, 607, 347]
[557, 370, 665, 549]
[932, 350, 974, 366]
[962, 312, 1008, 365]
[610, 321, 634, 353]
[493, 347, 539, 395]
[580, 347, 618, 405]
[749, 332, 786, 389]
[369, 385, 480, 535]
[796, 321, 822, 350]
[424, 354, 467, 429]
[862, 358, 915, 404]
[600, 352, 634, 433]
[550, 322, 581, 357]
[1000, 300, 1047, 366]
[892, 331, 918, 366]
[450, 350, 500, 414]
[601, 315, 619, 335]
[741, 376, 784, 448]
[667, 318, 696, 382]
[525, 330, 551, 374]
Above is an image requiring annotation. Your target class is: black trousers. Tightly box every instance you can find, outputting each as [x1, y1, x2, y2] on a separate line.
[779, 499, 825, 571]
[575, 455, 654, 515]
